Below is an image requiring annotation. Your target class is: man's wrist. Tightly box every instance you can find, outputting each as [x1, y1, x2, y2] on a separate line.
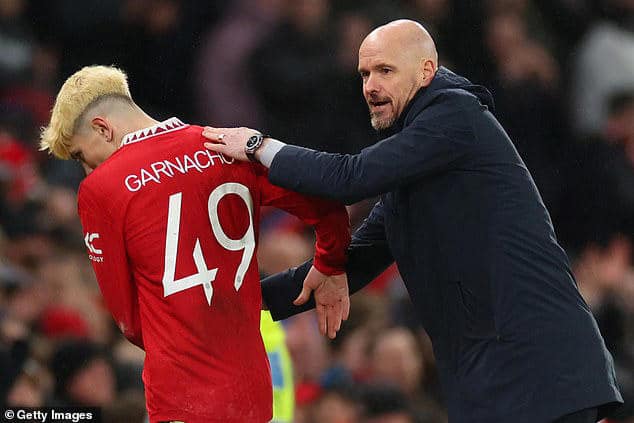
[255, 138, 286, 168]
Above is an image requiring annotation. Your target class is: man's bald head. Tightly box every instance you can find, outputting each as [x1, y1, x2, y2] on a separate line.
[361, 19, 438, 66]
[358, 20, 439, 130]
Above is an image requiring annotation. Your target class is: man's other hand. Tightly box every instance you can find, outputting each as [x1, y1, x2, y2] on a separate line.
[202, 126, 260, 162]
[294, 266, 350, 339]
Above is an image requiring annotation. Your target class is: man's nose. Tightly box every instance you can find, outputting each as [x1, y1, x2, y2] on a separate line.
[364, 73, 380, 97]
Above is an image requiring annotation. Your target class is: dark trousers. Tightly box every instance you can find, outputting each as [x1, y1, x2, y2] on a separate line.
[552, 408, 598, 423]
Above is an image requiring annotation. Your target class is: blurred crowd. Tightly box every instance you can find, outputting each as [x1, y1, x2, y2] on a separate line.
[0, 0, 633, 422]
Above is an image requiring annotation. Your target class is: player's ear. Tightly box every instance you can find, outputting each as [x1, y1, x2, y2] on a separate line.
[91, 117, 114, 143]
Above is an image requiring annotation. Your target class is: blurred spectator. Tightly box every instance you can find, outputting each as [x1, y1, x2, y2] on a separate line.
[248, 2, 377, 154]
[321, 294, 390, 386]
[111, 338, 145, 393]
[367, 327, 446, 420]
[310, 384, 360, 423]
[438, 1, 488, 80]
[368, 327, 424, 397]
[362, 384, 445, 423]
[484, 9, 559, 88]
[0, 0, 33, 86]
[257, 230, 326, 386]
[2, 267, 46, 329]
[102, 390, 147, 423]
[196, 0, 283, 127]
[120, 0, 189, 118]
[0, 303, 31, 402]
[117, 0, 228, 121]
[5, 371, 45, 407]
[39, 187, 81, 232]
[39, 307, 89, 340]
[606, 91, 634, 158]
[480, 7, 569, 214]
[285, 309, 331, 384]
[330, 11, 379, 153]
[573, 231, 634, 422]
[258, 230, 313, 277]
[558, 90, 634, 250]
[49, 340, 116, 407]
[250, 0, 343, 151]
[570, 0, 634, 137]
[37, 254, 112, 344]
[0, 127, 40, 205]
[531, 0, 597, 57]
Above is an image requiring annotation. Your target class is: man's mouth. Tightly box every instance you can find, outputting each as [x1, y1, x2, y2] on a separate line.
[369, 99, 391, 110]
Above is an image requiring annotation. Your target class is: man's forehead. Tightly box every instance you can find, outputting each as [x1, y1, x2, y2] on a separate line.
[358, 41, 403, 69]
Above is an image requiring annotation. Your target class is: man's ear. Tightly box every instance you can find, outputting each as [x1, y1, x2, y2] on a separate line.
[91, 117, 114, 143]
[420, 58, 437, 88]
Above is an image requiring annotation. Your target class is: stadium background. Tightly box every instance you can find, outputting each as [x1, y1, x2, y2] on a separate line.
[0, 0, 633, 421]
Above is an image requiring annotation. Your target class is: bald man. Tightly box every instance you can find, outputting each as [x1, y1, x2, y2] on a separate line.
[203, 20, 623, 423]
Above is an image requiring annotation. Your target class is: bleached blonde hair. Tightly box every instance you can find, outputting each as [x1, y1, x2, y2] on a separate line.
[40, 65, 133, 159]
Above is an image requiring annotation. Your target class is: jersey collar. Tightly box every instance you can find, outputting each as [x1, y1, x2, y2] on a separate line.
[121, 117, 188, 147]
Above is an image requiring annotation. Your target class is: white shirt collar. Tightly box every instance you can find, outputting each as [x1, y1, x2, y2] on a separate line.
[121, 117, 188, 147]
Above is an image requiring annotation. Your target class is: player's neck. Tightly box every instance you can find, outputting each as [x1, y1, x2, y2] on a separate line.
[116, 112, 160, 148]
[123, 113, 160, 135]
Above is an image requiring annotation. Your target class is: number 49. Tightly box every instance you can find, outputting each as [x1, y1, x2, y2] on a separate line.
[162, 183, 255, 305]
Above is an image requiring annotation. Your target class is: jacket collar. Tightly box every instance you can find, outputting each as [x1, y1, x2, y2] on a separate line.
[379, 66, 494, 136]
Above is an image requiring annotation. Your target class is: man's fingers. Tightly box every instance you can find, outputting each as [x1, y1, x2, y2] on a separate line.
[202, 132, 224, 142]
[293, 285, 312, 305]
[326, 305, 336, 339]
[204, 142, 227, 153]
[327, 305, 340, 339]
[334, 303, 343, 333]
[202, 127, 233, 142]
[342, 295, 350, 321]
[201, 129, 230, 141]
[202, 126, 231, 133]
[298, 266, 324, 306]
[316, 304, 327, 336]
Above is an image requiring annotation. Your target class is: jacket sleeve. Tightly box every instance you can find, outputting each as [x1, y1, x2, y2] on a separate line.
[268, 112, 472, 204]
[77, 184, 144, 349]
[256, 164, 350, 275]
[262, 200, 394, 321]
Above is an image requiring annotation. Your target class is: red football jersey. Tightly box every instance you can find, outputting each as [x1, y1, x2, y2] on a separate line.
[77, 118, 350, 423]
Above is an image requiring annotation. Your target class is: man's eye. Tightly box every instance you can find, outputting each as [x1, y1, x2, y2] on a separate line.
[381, 68, 392, 74]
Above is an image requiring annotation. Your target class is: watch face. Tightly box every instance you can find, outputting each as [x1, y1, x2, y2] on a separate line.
[246, 135, 259, 149]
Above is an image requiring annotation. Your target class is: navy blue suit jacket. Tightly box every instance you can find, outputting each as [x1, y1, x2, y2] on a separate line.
[262, 68, 622, 422]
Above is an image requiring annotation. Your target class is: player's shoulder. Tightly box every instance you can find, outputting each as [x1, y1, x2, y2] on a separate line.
[185, 123, 204, 136]
[174, 123, 205, 143]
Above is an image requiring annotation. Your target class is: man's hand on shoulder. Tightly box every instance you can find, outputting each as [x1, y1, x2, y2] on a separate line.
[294, 266, 350, 339]
[203, 126, 260, 162]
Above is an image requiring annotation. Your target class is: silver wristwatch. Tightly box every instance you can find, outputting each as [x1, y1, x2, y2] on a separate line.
[245, 133, 267, 163]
